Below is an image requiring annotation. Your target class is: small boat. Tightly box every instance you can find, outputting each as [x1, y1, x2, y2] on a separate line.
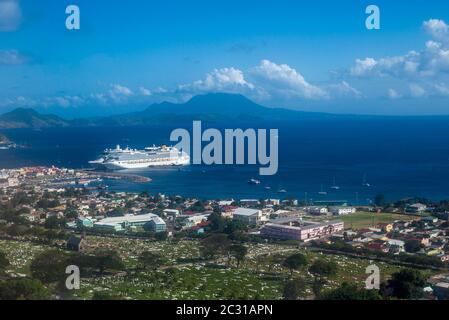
[362, 174, 371, 187]
[318, 184, 328, 195]
[330, 177, 340, 190]
[248, 178, 261, 185]
[265, 186, 272, 190]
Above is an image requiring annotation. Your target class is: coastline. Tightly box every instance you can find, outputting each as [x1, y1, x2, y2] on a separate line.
[81, 170, 152, 184]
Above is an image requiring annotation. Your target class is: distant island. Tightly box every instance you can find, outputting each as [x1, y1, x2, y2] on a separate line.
[0, 93, 355, 129]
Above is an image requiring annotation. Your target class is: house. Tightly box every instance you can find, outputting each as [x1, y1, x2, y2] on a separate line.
[388, 239, 405, 254]
[66, 236, 86, 252]
[233, 208, 263, 226]
[308, 206, 329, 216]
[163, 209, 180, 217]
[406, 203, 427, 214]
[330, 206, 356, 216]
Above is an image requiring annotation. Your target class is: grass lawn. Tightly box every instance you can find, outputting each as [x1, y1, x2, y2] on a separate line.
[329, 212, 417, 230]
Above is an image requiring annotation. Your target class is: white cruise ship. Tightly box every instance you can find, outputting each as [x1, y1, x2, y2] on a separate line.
[89, 145, 190, 170]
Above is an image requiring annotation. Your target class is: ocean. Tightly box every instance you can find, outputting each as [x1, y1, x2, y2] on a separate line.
[1, 118, 449, 203]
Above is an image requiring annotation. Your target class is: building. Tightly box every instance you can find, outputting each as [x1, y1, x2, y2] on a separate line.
[94, 213, 164, 232]
[307, 206, 329, 216]
[261, 219, 344, 242]
[406, 203, 427, 214]
[330, 206, 356, 216]
[76, 217, 94, 229]
[163, 209, 180, 217]
[233, 208, 263, 226]
[146, 216, 167, 233]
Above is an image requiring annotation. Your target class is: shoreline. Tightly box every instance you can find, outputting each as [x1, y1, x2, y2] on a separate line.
[81, 170, 152, 184]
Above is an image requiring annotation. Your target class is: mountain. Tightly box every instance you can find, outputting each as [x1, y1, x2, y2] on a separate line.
[0, 108, 70, 129]
[0, 93, 351, 129]
[71, 93, 342, 126]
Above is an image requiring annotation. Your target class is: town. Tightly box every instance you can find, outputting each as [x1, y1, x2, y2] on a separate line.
[1, 166, 449, 300]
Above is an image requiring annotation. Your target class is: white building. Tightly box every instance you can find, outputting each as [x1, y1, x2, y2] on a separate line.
[233, 208, 263, 225]
[163, 209, 180, 217]
[330, 206, 356, 216]
[308, 206, 329, 215]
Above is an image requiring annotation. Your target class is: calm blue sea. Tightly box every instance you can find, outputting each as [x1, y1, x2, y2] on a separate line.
[1, 118, 449, 203]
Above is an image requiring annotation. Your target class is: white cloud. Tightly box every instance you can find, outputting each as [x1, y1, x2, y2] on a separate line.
[0, 0, 22, 32]
[387, 89, 402, 99]
[409, 84, 426, 97]
[433, 83, 449, 96]
[0, 49, 29, 65]
[110, 84, 133, 96]
[179, 67, 254, 93]
[350, 58, 377, 76]
[139, 87, 152, 96]
[423, 19, 449, 43]
[348, 19, 449, 79]
[250, 59, 327, 99]
[327, 81, 362, 98]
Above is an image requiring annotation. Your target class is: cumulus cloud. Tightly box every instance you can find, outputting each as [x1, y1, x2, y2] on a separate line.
[139, 87, 152, 96]
[387, 89, 402, 99]
[423, 19, 449, 43]
[179, 67, 255, 94]
[409, 84, 426, 97]
[250, 60, 327, 99]
[349, 19, 449, 79]
[0, 0, 22, 32]
[0, 49, 30, 65]
[110, 84, 133, 96]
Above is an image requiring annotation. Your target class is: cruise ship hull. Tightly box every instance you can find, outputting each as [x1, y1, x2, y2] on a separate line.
[103, 157, 190, 170]
[89, 145, 190, 171]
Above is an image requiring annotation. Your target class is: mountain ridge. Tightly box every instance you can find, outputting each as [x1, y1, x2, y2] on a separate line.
[0, 93, 435, 129]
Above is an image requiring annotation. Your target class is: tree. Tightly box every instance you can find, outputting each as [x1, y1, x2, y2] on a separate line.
[30, 250, 68, 284]
[0, 278, 49, 300]
[321, 282, 382, 300]
[404, 240, 423, 253]
[308, 259, 338, 297]
[44, 216, 65, 230]
[155, 231, 168, 241]
[208, 212, 225, 232]
[283, 253, 308, 277]
[384, 269, 427, 299]
[199, 234, 230, 261]
[0, 251, 10, 272]
[94, 249, 125, 275]
[107, 207, 125, 217]
[229, 244, 248, 268]
[283, 279, 306, 300]
[139, 252, 167, 270]
[64, 208, 79, 220]
[224, 220, 246, 235]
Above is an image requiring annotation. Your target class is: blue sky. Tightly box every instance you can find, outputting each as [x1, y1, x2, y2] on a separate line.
[2, 0, 449, 116]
